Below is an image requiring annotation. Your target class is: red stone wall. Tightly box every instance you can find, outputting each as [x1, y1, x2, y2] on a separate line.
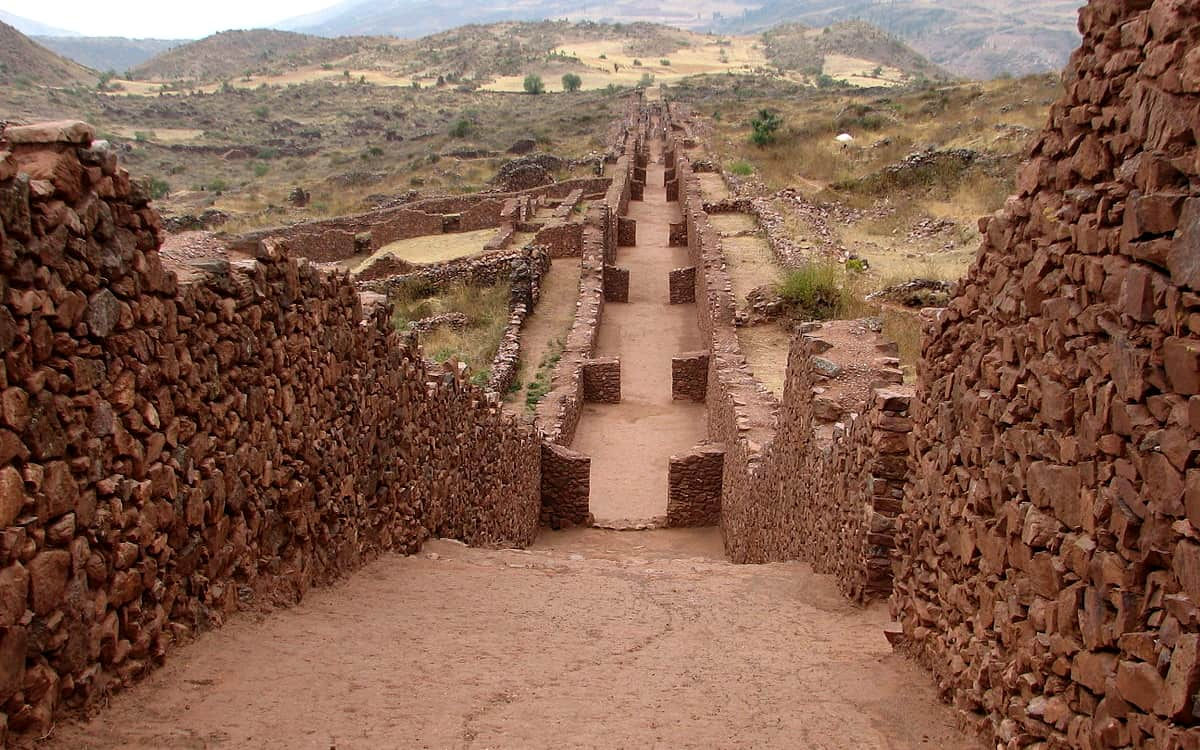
[534, 222, 584, 258]
[889, 2, 1200, 745]
[0, 123, 542, 743]
[671, 352, 709, 401]
[582, 358, 621, 403]
[667, 445, 725, 527]
[669, 266, 696, 304]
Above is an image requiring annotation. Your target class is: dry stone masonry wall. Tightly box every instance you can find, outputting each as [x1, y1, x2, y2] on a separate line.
[0, 122, 543, 744]
[889, 2, 1200, 746]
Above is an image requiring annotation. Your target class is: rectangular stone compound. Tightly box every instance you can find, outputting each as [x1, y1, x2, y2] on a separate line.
[667, 445, 725, 527]
[540, 442, 591, 528]
[582, 357, 621, 403]
[665, 180, 679, 203]
[604, 265, 630, 303]
[618, 216, 637, 247]
[669, 267, 696, 305]
[672, 351, 709, 401]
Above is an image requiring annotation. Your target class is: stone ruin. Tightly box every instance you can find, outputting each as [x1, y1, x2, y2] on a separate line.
[0, 2, 1197, 746]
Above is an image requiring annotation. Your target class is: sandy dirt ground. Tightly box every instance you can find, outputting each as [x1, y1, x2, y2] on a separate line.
[43, 530, 976, 750]
[571, 138, 707, 525]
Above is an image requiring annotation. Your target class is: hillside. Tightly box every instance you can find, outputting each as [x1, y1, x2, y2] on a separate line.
[719, 0, 1083, 78]
[0, 21, 95, 88]
[35, 36, 185, 74]
[763, 21, 945, 80]
[131, 29, 373, 81]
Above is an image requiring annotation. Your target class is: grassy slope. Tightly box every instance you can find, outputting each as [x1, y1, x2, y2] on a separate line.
[0, 21, 96, 87]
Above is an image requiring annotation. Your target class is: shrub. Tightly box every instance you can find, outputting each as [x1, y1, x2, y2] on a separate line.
[749, 109, 782, 147]
[561, 73, 582, 92]
[252, 162, 269, 177]
[253, 105, 269, 119]
[638, 73, 655, 88]
[777, 263, 849, 320]
[449, 118, 473, 137]
[206, 178, 228, 193]
[148, 178, 170, 200]
[845, 258, 868, 273]
[729, 160, 754, 176]
[523, 74, 545, 95]
[632, 59, 642, 66]
[660, 59, 671, 66]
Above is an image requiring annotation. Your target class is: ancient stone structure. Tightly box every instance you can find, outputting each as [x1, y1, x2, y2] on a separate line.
[667, 444, 725, 527]
[671, 352, 709, 402]
[603, 265, 630, 303]
[582, 358, 621, 404]
[0, 122, 543, 743]
[539, 443, 590, 528]
[669, 266, 696, 304]
[888, 2, 1200, 746]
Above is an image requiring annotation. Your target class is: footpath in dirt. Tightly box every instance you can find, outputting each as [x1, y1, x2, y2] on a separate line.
[571, 132, 707, 526]
[45, 529, 972, 750]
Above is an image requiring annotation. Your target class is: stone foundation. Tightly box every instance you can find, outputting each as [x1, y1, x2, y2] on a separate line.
[582, 358, 621, 404]
[603, 265, 630, 303]
[667, 445, 725, 527]
[617, 217, 637, 247]
[540, 443, 591, 528]
[669, 222, 687, 247]
[672, 352, 709, 401]
[669, 266, 696, 304]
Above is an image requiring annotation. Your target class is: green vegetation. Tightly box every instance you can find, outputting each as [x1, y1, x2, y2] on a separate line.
[561, 73, 582, 92]
[729, 160, 754, 176]
[777, 263, 849, 320]
[523, 74, 545, 94]
[449, 118, 474, 137]
[148, 178, 170, 200]
[523, 339, 564, 411]
[660, 59, 671, 66]
[750, 109, 782, 147]
[390, 281, 511, 377]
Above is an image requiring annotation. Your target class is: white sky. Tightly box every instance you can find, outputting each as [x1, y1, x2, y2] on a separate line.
[1, 0, 341, 38]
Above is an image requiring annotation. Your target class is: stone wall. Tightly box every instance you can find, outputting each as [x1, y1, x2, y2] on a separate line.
[533, 222, 583, 258]
[582, 358, 621, 404]
[539, 443, 590, 529]
[603, 265, 629, 303]
[617, 217, 637, 247]
[0, 122, 543, 743]
[668, 114, 920, 593]
[666, 445, 724, 527]
[889, 2, 1200, 746]
[671, 352, 709, 402]
[669, 266, 696, 304]
[228, 178, 610, 264]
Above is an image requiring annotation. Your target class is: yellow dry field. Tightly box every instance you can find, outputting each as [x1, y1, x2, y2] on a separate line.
[738, 324, 792, 398]
[107, 66, 416, 97]
[708, 212, 759, 235]
[483, 35, 769, 92]
[819, 54, 907, 88]
[109, 126, 206, 143]
[351, 228, 498, 273]
[697, 173, 732, 201]
[721, 233, 783, 304]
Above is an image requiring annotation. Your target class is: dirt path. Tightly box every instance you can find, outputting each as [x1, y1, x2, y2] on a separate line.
[570, 134, 707, 525]
[44, 530, 974, 750]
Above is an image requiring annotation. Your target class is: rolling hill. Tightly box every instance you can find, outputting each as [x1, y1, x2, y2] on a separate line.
[0, 9, 80, 37]
[719, 0, 1084, 78]
[0, 21, 96, 87]
[763, 21, 944, 80]
[35, 36, 185, 74]
[130, 29, 373, 81]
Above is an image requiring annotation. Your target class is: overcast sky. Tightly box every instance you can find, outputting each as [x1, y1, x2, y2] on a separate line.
[2, 0, 340, 38]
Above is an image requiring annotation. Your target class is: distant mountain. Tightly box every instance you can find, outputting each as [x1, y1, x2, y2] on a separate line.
[0, 9, 81, 37]
[718, 0, 1084, 79]
[132, 29, 370, 81]
[34, 36, 185, 74]
[0, 21, 96, 87]
[277, 0, 762, 38]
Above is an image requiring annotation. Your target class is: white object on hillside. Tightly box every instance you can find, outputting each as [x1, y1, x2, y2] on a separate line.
[836, 133, 854, 143]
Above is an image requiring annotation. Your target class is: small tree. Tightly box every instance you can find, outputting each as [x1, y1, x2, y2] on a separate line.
[523, 74, 545, 95]
[750, 109, 782, 147]
[561, 73, 582, 92]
